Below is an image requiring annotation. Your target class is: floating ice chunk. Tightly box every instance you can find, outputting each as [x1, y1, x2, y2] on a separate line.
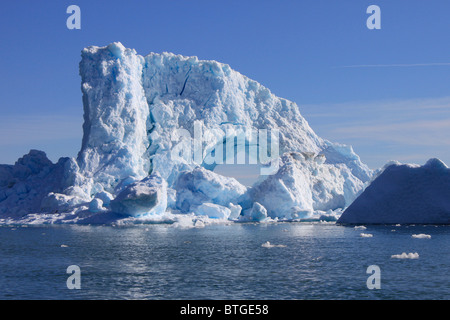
[261, 241, 286, 248]
[60, 244, 69, 248]
[110, 173, 167, 217]
[412, 234, 431, 239]
[354, 226, 367, 230]
[360, 233, 373, 238]
[391, 252, 419, 259]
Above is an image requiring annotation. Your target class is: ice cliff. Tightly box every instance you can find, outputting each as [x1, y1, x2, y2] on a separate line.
[0, 42, 372, 224]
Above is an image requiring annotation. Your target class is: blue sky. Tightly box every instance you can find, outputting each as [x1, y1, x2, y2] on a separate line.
[1, 0, 450, 170]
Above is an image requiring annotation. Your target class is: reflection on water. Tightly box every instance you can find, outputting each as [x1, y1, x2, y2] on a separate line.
[0, 223, 448, 299]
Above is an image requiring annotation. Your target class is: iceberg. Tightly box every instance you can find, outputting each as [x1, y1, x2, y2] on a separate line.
[338, 158, 450, 225]
[0, 42, 372, 224]
[0, 150, 87, 218]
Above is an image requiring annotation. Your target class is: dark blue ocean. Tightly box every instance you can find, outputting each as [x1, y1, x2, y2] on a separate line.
[0, 223, 448, 300]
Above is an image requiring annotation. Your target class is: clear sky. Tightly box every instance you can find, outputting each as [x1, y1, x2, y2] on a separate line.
[1, 0, 450, 171]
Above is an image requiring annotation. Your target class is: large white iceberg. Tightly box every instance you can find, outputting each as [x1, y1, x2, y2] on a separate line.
[337, 158, 450, 224]
[0, 42, 373, 224]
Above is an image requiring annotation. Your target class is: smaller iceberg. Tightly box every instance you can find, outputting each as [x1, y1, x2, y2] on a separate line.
[360, 233, 373, 238]
[391, 252, 419, 259]
[337, 158, 450, 225]
[412, 234, 431, 239]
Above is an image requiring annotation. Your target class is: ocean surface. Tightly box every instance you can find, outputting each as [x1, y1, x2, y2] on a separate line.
[0, 222, 448, 300]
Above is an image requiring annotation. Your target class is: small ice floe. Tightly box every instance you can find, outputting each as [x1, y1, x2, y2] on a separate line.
[395, 224, 401, 227]
[261, 241, 286, 248]
[412, 234, 431, 239]
[60, 244, 69, 248]
[354, 226, 367, 230]
[360, 233, 373, 238]
[391, 252, 419, 259]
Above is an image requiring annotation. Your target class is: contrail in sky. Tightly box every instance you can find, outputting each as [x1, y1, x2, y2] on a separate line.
[334, 62, 450, 68]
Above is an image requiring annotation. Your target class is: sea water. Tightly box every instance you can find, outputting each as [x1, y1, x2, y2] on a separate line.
[0, 223, 448, 300]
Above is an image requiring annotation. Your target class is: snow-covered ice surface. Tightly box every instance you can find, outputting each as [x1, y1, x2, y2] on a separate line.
[338, 158, 450, 225]
[0, 42, 374, 225]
